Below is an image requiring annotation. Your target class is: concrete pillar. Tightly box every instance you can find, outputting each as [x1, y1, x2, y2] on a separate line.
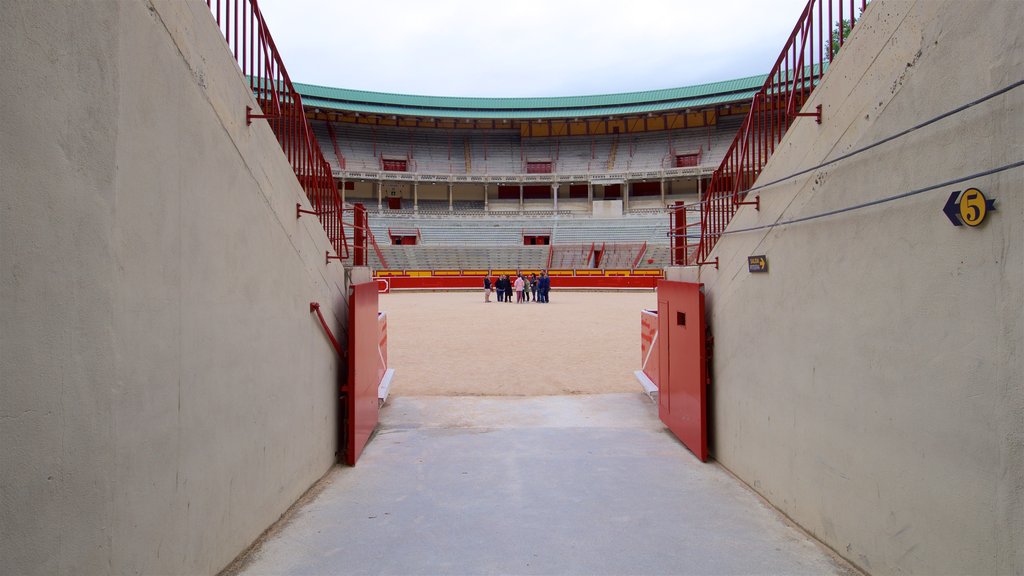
[660, 178, 666, 205]
[377, 180, 383, 211]
[698, 175, 703, 205]
[587, 182, 593, 214]
[552, 183, 558, 212]
[340, 178, 346, 205]
[623, 181, 629, 213]
[413, 181, 418, 213]
[519, 184, 524, 214]
[484, 183, 489, 212]
[448, 183, 454, 212]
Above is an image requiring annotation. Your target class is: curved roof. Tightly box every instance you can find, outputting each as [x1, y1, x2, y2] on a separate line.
[295, 73, 765, 119]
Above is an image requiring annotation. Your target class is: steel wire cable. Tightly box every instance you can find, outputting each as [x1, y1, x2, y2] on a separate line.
[720, 160, 1023, 235]
[666, 79, 1024, 242]
[668, 78, 1024, 213]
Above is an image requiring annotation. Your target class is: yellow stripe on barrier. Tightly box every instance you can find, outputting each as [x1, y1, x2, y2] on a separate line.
[433, 270, 462, 276]
[573, 269, 605, 276]
[631, 269, 664, 276]
[462, 270, 489, 276]
[547, 269, 574, 276]
[604, 269, 632, 276]
[406, 270, 433, 277]
[374, 270, 406, 277]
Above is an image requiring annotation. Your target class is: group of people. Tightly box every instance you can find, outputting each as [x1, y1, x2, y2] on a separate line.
[484, 272, 550, 303]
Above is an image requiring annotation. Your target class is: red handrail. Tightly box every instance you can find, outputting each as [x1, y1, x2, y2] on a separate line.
[342, 204, 388, 268]
[632, 241, 648, 269]
[207, 0, 352, 263]
[673, 0, 867, 265]
[325, 121, 347, 170]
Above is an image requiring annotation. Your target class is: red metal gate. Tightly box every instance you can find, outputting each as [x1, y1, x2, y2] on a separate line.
[657, 280, 709, 462]
[346, 281, 381, 466]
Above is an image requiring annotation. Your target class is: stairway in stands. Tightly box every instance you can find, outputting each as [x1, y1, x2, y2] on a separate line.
[607, 135, 619, 171]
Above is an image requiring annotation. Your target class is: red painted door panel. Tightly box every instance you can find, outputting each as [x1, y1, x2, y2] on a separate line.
[657, 280, 708, 462]
[346, 281, 380, 466]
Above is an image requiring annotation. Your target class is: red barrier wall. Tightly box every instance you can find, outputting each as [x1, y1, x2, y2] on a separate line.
[382, 275, 659, 290]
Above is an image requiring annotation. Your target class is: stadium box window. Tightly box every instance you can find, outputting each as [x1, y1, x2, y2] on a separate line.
[675, 153, 700, 167]
[526, 161, 552, 174]
[381, 158, 407, 172]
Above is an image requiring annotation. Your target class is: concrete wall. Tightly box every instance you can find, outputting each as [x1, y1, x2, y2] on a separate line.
[695, 1, 1022, 574]
[0, 1, 348, 574]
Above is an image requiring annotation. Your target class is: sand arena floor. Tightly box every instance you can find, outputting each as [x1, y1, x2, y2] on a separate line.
[379, 290, 657, 396]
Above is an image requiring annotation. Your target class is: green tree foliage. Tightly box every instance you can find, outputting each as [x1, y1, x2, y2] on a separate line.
[828, 2, 868, 62]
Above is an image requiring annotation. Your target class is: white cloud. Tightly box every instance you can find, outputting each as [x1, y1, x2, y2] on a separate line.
[255, 0, 811, 97]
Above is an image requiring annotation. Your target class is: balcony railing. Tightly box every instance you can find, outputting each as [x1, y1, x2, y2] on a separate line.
[207, 0, 361, 263]
[672, 0, 867, 266]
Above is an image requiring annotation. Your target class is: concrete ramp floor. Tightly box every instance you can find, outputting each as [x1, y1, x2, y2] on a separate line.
[230, 394, 857, 575]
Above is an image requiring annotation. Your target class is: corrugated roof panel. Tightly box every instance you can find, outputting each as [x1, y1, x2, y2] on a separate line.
[301, 90, 758, 120]
[295, 72, 767, 119]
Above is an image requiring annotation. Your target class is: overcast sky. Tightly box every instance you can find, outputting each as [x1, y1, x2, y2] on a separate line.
[256, 0, 811, 98]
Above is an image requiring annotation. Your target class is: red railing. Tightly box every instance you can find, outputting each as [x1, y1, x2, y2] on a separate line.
[206, 0, 357, 263]
[325, 121, 347, 170]
[632, 241, 648, 269]
[673, 0, 867, 266]
[343, 204, 387, 268]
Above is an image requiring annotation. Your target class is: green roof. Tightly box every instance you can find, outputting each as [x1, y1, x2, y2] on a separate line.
[295, 73, 767, 119]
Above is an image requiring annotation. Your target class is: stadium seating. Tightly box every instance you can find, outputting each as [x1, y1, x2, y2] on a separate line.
[368, 215, 671, 245]
[313, 119, 742, 176]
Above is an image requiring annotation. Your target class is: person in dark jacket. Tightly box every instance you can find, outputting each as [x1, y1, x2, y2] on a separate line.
[540, 271, 551, 303]
[529, 273, 538, 302]
[483, 276, 492, 303]
[497, 275, 511, 303]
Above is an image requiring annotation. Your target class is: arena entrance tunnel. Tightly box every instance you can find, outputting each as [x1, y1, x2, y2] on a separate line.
[239, 284, 856, 575]
[344, 279, 709, 466]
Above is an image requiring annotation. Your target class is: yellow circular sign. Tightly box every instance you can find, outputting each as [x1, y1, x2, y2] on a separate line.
[958, 188, 988, 227]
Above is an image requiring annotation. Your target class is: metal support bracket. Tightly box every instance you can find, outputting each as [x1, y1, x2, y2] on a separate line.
[326, 250, 344, 266]
[734, 194, 761, 211]
[696, 257, 720, 270]
[791, 103, 823, 124]
[309, 302, 344, 358]
[296, 203, 318, 219]
[246, 105, 280, 126]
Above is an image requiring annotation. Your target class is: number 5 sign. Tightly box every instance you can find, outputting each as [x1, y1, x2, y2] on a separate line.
[943, 187, 996, 227]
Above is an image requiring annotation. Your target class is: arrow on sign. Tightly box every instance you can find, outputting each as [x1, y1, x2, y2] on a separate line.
[943, 190, 963, 226]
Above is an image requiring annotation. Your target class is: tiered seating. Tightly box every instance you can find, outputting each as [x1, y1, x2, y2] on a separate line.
[599, 242, 647, 268]
[368, 214, 672, 245]
[362, 208, 699, 270]
[468, 130, 520, 174]
[637, 244, 671, 268]
[312, 120, 743, 175]
[371, 245, 548, 270]
[548, 244, 591, 268]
